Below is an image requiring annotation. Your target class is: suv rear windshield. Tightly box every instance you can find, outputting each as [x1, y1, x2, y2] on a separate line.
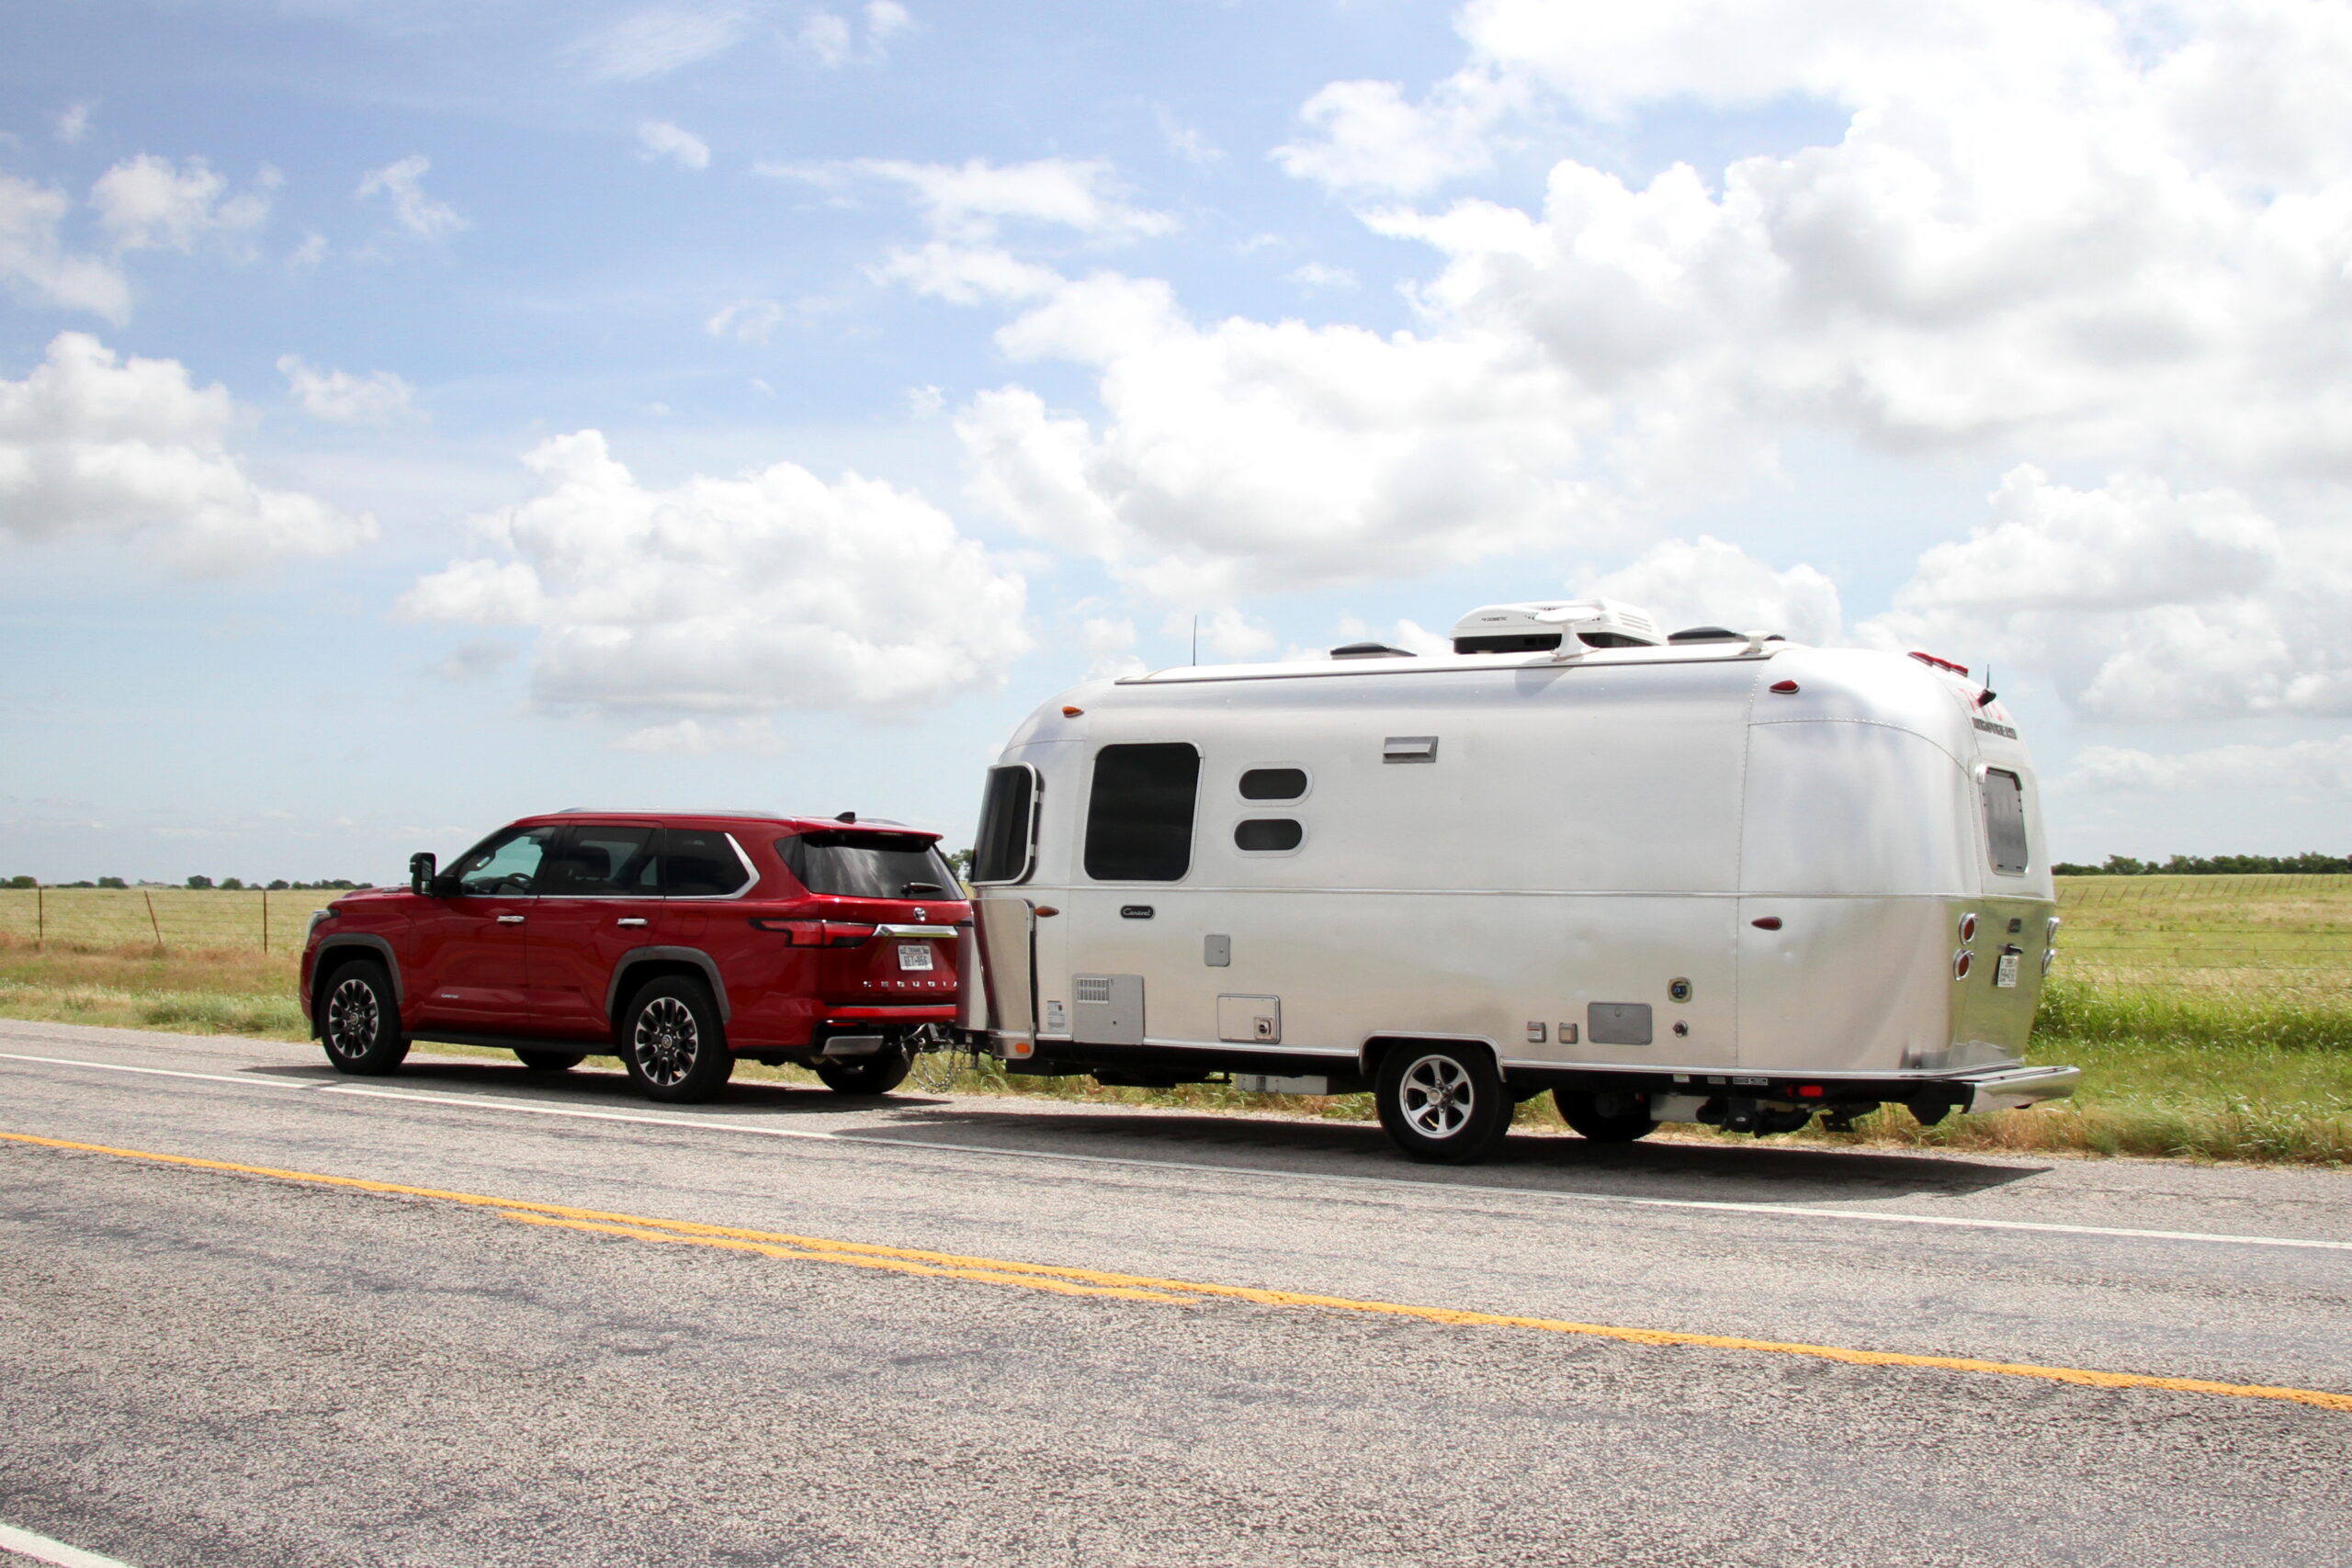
[778, 831, 957, 899]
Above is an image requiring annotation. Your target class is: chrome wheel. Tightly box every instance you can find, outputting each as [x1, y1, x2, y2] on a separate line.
[1397, 1053, 1475, 1139]
[631, 995, 701, 1088]
[324, 976, 379, 1060]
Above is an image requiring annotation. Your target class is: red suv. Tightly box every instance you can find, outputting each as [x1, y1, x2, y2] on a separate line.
[299, 810, 967, 1101]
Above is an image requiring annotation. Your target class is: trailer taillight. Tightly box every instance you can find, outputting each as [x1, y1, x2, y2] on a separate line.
[1958, 912, 1978, 942]
[1953, 949, 1974, 979]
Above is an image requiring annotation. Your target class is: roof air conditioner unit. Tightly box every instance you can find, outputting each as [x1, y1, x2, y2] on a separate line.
[1449, 599, 1664, 655]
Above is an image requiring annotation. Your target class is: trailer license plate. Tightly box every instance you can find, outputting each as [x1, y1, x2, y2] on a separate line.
[897, 942, 934, 972]
[1994, 951, 2019, 987]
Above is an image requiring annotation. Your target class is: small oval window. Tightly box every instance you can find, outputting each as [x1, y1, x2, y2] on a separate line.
[1238, 767, 1307, 801]
[1234, 818, 1303, 852]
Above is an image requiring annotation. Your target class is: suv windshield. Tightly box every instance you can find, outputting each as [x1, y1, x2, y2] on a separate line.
[778, 831, 956, 899]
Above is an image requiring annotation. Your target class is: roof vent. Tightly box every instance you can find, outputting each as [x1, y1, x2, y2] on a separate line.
[1449, 599, 1664, 655]
[1329, 641, 1416, 660]
[1667, 626, 1742, 643]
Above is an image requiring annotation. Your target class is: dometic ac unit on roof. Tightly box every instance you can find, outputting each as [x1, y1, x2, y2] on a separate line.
[1450, 599, 1664, 655]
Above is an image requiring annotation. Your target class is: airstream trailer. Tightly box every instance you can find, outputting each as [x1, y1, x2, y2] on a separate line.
[955, 600, 2077, 1164]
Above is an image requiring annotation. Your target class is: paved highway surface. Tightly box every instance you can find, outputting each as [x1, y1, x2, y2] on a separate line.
[2, 1017, 2348, 1567]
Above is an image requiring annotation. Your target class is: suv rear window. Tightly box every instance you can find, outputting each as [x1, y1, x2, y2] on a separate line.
[778, 831, 956, 899]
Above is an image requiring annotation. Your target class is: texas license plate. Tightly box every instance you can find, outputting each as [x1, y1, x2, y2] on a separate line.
[897, 942, 934, 972]
[1994, 952, 2019, 988]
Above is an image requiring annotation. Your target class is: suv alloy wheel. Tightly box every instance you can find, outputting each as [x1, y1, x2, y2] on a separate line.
[320, 960, 410, 1076]
[618, 976, 735, 1102]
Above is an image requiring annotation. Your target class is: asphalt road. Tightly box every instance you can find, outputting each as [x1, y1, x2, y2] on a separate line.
[2, 1018, 2348, 1568]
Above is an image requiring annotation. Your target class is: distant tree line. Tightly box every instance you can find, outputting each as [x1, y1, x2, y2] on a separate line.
[3, 875, 371, 890]
[2052, 853, 2352, 875]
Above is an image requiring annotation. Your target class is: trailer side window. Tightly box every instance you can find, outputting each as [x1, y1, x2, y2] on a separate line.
[1234, 818, 1303, 852]
[1084, 743, 1200, 882]
[971, 765, 1037, 884]
[1983, 769, 2030, 874]
[1238, 767, 1308, 801]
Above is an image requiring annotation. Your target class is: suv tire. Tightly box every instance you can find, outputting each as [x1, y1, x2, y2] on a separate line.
[1555, 1089, 1660, 1144]
[813, 1045, 911, 1097]
[1375, 1043, 1511, 1164]
[515, 1049, 586, 1072]
[617, 976, 734, 1102]
[320, 960, 409, 1077]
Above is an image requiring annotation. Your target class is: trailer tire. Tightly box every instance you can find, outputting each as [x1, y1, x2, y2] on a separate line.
[618, 976, 734, 1102]
[515, 1049, 585, 1072]
[1555, 1089, 1660, 1144]
[1375, 1043, 1512, 1164]
[814, 1046, 911, 1097]
[319, 960, 408, 1077]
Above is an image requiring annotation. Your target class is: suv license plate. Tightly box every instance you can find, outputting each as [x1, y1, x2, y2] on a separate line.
[1994, 952, 2019, 988]
[898, 942, 934, 972]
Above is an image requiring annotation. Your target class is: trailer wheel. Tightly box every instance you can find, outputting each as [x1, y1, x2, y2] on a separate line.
[320, 960, 409, 1076]
[814, 1046, 911, 1097]
[1375, 1044, 1512, 1164]
[618, 976, 734, 1102]
[1555, 1089, 1660, 1144]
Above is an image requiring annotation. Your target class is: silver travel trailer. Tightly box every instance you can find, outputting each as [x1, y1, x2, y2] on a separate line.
[955, 599, 2078, 1164]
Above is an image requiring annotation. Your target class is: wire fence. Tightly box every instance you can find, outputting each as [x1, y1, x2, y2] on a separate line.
[0, 888, 356, 953]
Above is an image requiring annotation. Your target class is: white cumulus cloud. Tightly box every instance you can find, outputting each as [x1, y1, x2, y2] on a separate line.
[90, 155, 274, 254]
[2062, 736, 2352, 795]
[1862, 467, 2352, 721]
[636, 119, 712, 170]
[0, 175, 130, 321]
[565, 5, 757, 82]
[1587, 536, 1845, 645]
[277, 355, 417, 425]
[398, 429, 1030, 715]
[356, 155, 467, 240]
[0, 333, 375, 570]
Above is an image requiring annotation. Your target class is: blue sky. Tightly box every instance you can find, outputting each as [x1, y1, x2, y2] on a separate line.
[6, 0, 2352, 882]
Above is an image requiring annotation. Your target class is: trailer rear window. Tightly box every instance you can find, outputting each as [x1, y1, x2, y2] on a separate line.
[779, 831, 956, 898]
[1084, 743, 1200, 882]
[971, 765, 1037, 884]
[1983, 770, 2030, 874]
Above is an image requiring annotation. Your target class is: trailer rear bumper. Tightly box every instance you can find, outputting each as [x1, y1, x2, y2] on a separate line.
[1953, 1063, 2079, 1113]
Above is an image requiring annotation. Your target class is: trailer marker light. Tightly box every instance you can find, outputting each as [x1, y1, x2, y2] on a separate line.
[1750, 917, 1782, 931]
[1061, 705, 1084, 717]
[1769, 680, 1800, 694]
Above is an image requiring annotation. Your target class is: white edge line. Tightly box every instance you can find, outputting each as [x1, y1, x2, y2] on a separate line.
[0, 1520, 143, 1568]
[0, 1052, 319, 1090]
[8, 1050, 2352, 1256]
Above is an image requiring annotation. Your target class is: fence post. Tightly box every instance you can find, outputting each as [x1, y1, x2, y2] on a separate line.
[145, 890, 163, 949]
[262, 888, 268, 953]
[35, 882, 41, 949]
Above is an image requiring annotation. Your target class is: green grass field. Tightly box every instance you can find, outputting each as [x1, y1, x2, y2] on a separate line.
[1, 877, 2346, 1164]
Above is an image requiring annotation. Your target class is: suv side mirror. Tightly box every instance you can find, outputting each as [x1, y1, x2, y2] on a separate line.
[409, 852, 439, 897]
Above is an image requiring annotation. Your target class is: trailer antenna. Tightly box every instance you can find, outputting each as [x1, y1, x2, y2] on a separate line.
[1191, 614, 1199, 666]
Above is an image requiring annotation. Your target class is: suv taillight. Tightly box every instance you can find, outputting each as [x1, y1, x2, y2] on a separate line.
[750, 919, 876, 948]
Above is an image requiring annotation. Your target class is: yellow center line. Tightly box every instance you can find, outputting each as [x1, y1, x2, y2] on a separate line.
[7, 1127, 2350, 1414]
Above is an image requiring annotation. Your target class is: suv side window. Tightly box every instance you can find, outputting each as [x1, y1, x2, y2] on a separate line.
[542, 825, 660, 896]
[661, 828, 752, 897]
[450, 825, 558, 896]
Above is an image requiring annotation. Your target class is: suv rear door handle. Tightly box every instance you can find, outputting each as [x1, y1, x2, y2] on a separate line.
[496, 914, 526, 925]
[616, 918, 648, 928]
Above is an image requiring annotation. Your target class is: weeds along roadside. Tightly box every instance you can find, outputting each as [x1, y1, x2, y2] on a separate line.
[0, 932, 2345, 1166]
